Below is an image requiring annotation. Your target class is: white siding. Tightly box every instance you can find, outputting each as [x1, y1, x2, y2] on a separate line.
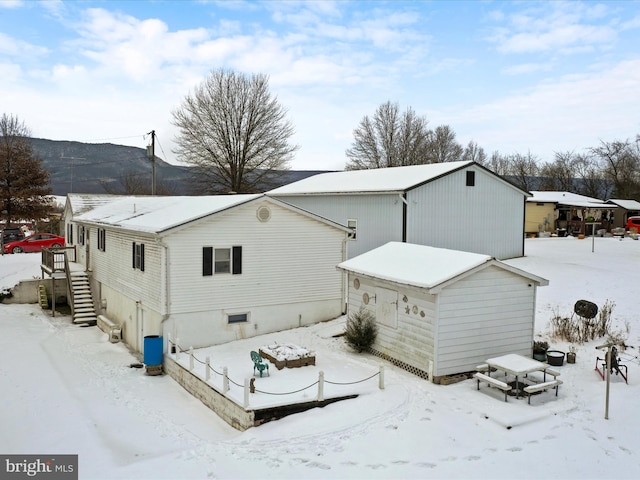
[435, 265, 535, 376]
[346, 274, 437, 375]
[163, 200, 346, 347]
[273, 194, 403, 258]
[345, 265, 537, 380]
[406, 165, 525, 259]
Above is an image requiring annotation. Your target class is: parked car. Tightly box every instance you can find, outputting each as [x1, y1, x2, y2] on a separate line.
[2, 233, 65, 254]
[625, 216, 640, 233]
[1, 227, 26, 245]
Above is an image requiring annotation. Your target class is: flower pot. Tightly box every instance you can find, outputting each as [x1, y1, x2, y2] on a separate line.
[546, 350, 565, 366]
[533, 351, 547, 362]
[567, 352, 576, 364]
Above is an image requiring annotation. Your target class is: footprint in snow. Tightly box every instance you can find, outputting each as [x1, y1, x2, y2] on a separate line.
[391, 460, 410, 465]
[416, 462, 437, 468]
[306, 461, 331, 470]
[366, 464, 387, 470]
[465, 455, 481, 461]
[506, 447, 522, 452]
[420, 417, 431, 421]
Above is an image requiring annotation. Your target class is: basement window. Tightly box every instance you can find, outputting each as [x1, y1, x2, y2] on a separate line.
[228, 313, 248, 324]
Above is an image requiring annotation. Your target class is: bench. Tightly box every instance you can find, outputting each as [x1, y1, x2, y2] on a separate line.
[523, 379, 563, 404]
[474, 372, 512, 402]
[251, 350, 269, 377]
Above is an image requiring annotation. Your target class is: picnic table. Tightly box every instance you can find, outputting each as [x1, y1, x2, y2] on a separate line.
[485, 353, 559, 399]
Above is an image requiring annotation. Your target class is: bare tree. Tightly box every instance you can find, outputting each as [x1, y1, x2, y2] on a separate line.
[0, 114, 52, 227]
[462, 140, 486, 164]
[345, 101, 431, 169]
[172, 69, 298, 193]
[506, 151, 540, 191]
[486, 151, 511, 176]
[590, 137, 640, 199]
[573, 154, 612, 199]
[538, 151, 579, 191]
[425, 125, 464, 163]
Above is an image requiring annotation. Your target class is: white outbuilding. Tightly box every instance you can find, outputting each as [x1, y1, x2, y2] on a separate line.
[269, 161, 529, 260]
[337, 242, 548, 382]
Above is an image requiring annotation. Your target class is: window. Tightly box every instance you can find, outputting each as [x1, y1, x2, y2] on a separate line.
[66, 224, 74, 244]
[347, 219, 357, 240]
[203, 246, 242, 275]
[97, 228, 106, 252]
[215, 248, 231, 273]
[228, 313, 248, 324]
[466, 171, 475, 187]
[132, 242, 145, 271]
[78, 225, 85, 245]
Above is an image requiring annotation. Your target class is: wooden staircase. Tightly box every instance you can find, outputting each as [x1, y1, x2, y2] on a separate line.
[69, 271, 97, 324]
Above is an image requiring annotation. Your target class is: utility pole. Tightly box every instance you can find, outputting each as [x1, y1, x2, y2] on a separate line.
[147, 130, 156, 195]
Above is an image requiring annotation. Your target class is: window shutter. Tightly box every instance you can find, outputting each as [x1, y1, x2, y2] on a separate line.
[232, 246, 242, 275]
[140, 244, 145, 272]
[132, 242, 136, 268]
[203, 247, 213, 276]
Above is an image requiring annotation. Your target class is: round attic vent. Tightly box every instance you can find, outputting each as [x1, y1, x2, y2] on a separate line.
[256, 206, 271, 222]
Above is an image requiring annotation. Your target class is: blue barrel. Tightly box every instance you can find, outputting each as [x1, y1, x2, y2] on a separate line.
[144, 335, 163, 366]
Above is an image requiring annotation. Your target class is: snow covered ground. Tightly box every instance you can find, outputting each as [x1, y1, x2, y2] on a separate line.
[1, 237, 640, 479]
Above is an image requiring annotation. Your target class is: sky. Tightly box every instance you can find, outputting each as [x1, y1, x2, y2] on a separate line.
[1, 0, 640, 171]
[1, 237, 640, 479]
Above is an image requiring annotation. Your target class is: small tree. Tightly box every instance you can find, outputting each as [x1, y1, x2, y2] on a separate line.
[344, 307, 378, 353]
[0, 114, 52, 227]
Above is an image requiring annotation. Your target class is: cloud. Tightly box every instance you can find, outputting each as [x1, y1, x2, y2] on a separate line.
[486, 2, 618, 54]
[0, 32, 48, 57]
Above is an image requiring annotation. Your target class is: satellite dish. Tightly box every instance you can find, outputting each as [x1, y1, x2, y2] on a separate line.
[574, 300, 598, 319]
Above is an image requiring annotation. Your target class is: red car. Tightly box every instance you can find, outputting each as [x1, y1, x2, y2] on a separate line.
[625, 216, 640, 233]
[2, 233, 65, 254]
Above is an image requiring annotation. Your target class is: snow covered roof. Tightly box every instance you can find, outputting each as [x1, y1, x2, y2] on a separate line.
[337, 242, 548, 291]
[527, 191, 609, 208]
[72, 194, 262, 234]
[607, 199, 640, 211]
[268, 161, 475, 195]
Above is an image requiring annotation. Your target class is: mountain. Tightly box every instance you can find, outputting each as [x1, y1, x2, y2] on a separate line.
[29, 138, 332, 196]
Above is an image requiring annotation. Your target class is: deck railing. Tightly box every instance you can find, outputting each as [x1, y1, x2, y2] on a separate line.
[41, 246, 76, 273]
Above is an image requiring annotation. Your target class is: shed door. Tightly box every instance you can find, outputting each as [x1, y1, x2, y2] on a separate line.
[376, 287, 398, 328]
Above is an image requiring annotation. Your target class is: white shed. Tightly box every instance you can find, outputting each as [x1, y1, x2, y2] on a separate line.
[337, 242, 548, 382]
[63, 193, 350, 352]
[269, 161, 528, 260]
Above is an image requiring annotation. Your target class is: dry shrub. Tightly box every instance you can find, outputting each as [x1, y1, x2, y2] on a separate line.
[550, 300, 623, 344]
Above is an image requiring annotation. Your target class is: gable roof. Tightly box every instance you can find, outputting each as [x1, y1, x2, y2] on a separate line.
[268, 161, 476, 195]
[71, 194, 262, 234]
[68, 194, 351, 236]
[528, 191, 606, 208]
[607, 199, 640, 211]
[337, 242, 548, 292]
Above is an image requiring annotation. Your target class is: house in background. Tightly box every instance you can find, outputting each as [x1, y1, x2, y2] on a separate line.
[337, 242, 548, 382]
[605, 199, 640, 228]
[525, 191, 611, 236]
[63, 193, 350, 353]
[269, 161, 529, 260]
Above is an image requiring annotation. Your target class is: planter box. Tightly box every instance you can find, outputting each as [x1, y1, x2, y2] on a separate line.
[546, 350, 565, 366]
[259, 347, 315, 370]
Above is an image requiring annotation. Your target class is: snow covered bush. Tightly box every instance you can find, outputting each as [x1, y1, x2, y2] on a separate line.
[550, 300, 624, 344]
[344, 307, 378, 353]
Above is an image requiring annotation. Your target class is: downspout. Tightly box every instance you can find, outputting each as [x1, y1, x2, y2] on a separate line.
[158, 239, 171, 348]
[521, 199, 526, 256]
[400, 192, 408, 243]
[341, 234, 348, 314]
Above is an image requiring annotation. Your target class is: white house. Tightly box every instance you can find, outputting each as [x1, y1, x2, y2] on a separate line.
[269, 161, 529, 260]
[63, 193, 350, 352]
[337, 242, 548, 382]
